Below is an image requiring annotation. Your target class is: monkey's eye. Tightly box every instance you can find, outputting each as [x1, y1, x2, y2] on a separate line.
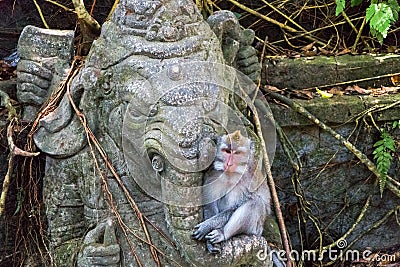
[234, 151, 242, 155]
[222, 148, 231, 154]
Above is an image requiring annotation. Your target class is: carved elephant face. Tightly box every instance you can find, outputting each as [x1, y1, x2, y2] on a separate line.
[121, 61, 273, 207]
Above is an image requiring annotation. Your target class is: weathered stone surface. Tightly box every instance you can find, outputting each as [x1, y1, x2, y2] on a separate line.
[265, 54, 400, 90]
[17, 25, 74, 121]
[270, 95, 400, 252]
[270, 93, 400, 126]
[17, 26, 74, 61]
[16, 1, 274, 266]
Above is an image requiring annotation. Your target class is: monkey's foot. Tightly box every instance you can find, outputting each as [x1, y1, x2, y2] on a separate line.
[205, 229, 225, 244]
[206, 240, 221, 253]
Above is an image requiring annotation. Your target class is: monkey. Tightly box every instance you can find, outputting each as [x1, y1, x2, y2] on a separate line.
[192, 130, 271, 253]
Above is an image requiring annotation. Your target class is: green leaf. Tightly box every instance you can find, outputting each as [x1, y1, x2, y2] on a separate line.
[388, 0, 400, 13]
[377, 34, 384, 44]
[370, 5, 391, 29]
[385, 142, 395, 152]
[374, 139, 384, 147]
[316, 88, 333, 98]
[376, 155, 385, 162]
[373, 129, 395, 197]
[366, 2, 398, 44]
[351, 0, 362, 7]
[336, 0, 346, 16]
[392, 120, 399, 129]
[384, 153, 393, 160]
[384, 136, 395, 147]
[233, 12, 242, 19]
[14, 188, 24, 215]
[366, 4, 377, 22]
[373, 146, 384, 155]
[380, 160, 390, 168]
[373, 128, 397, 197]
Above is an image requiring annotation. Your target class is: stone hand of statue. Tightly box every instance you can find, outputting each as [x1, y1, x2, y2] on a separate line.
[236, 29, 261, 82]
[17, 59, 53, 106]
[77, 218, 121, 267]
[236, 46, 261, 82]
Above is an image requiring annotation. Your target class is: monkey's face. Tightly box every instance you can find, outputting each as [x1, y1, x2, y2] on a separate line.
[220, 147, 245, 173]
[214, 131, 251, 175]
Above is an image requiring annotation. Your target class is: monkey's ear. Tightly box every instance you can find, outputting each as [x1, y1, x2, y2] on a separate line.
[217, 136, 222, 145]
[249, 140, 255, 152]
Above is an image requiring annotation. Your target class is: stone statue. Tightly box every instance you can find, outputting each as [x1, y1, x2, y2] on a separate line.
[17, 0, 278, 266]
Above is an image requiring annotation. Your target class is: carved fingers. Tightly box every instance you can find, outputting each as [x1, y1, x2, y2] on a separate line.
[236, 45, 261, 82]
[77, 218, 120, 267]
[17, 59, 52, 106]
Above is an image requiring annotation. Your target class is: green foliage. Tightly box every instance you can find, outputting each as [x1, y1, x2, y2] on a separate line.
[392, 120, 400, 129]
[233, 12, 242, 19]
[372, 129, 395, 195]
[366, 1, 399, 43]
[351, 0, 363, 7]
[336, 0, 346, 16]
[335, 0, 400, 44]
[13, 188, 24, 215]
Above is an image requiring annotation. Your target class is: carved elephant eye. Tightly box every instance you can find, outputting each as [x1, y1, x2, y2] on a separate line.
[151, 154, 164, 172]
[103, 84, 112, 95]
[148, 104, 158, 117]
[101, 73, 113, 95]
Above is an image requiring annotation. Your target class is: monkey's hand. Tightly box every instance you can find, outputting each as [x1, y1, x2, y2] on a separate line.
[205, 229, 225, 244]
[192, 220, 213, 240]
[193, 209, 234, 240]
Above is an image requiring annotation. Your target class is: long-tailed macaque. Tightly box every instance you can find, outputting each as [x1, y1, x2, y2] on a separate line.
[192, 130, 271, 253]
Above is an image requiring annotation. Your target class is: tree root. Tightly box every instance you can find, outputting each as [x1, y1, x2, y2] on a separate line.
[0, 89, 40, 217]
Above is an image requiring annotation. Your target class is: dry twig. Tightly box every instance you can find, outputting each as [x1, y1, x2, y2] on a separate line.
[227, 0, 329, 48]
